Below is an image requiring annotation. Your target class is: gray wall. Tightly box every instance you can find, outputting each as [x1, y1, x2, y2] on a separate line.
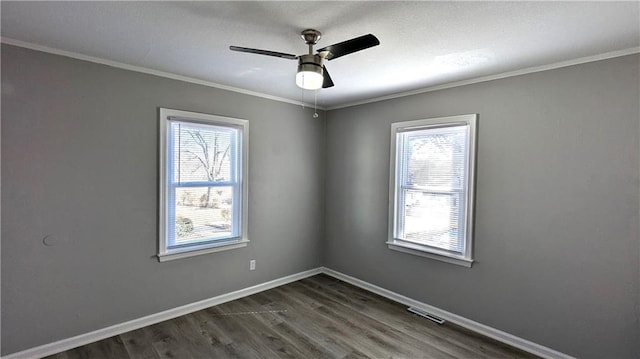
[1, 44, 325, 355]
[324, 54, 640, 358]
[3, 43, 639, 358]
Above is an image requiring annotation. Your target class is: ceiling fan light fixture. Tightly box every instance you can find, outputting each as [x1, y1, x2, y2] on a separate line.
[296, 54, 324, 90]
[296, 68, 323, 90]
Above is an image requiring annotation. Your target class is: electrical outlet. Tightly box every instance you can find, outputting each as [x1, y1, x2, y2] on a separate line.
[249, 259, 256, 271]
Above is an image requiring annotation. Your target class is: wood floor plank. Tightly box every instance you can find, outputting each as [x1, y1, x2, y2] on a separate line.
[44, 275, 541, 359]
[252, 289, 394, 359]
[45, 335, 129, 359]
[192, 306, 284, 359]
[306, 274, 538, 359]
[240, 294, 368, 359]
[120, 327, 161, 359]
[201, 306, 280, 359]
[215, 297, 335, 359]
[302, 275, 505, 358]
[284, 281, 458, 359]
[148, 317, 207, 359]
[207, 302, 310, 359]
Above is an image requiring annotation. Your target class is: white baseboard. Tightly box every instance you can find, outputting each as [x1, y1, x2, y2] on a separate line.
[320, 267, 574, 359]
[2, 267, 322, 359]
[3, 266, 573, 359]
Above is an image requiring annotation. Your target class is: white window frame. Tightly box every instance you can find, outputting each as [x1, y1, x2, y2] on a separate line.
[387, 114, 477, 267]
[158, 108, 249, 262]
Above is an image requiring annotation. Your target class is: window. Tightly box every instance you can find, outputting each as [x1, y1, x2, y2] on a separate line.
[159, 108, 248, 261]
[388, 114, 477, 267]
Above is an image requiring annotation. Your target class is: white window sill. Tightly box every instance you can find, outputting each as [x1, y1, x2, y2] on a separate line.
[386, 240, 473, 268]
[158, 239, 249, 262]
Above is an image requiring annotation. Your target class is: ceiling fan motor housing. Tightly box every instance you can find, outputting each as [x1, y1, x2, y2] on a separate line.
[298, 54, 323, 73]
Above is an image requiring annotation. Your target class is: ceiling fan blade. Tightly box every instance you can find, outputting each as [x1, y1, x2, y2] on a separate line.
[322, 65, 334, 88]
[229, 46, 297, 60]
[317, 34, 380, 61]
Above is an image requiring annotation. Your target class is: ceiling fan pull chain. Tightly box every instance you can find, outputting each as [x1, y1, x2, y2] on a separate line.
[313, 89, 319, 118]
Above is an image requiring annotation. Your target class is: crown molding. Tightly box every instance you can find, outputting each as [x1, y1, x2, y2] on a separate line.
[327, 46, 640, 110]
[2, 37, 637, 113]
[0, 37, 326, 111]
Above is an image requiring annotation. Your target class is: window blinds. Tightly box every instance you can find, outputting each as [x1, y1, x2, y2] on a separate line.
[396, 124, 469, 254]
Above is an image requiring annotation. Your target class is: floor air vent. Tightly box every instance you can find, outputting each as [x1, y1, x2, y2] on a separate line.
[407, 307, 445, 324]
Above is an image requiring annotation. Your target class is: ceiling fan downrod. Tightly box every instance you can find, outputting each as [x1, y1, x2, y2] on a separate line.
[301, 29, 322, 53]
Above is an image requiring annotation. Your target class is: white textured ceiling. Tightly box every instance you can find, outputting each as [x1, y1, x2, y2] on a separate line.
[2, 1, 639, 109]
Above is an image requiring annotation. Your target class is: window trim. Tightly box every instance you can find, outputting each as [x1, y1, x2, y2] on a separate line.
[158, 108, 249, 262]
[387, 114, 477, 267]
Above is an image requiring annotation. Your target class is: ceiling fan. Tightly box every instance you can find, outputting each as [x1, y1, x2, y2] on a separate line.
[230, 29, 380, 90]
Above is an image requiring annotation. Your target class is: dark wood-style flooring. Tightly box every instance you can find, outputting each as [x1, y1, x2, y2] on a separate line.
[46, 274, 538, 358]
